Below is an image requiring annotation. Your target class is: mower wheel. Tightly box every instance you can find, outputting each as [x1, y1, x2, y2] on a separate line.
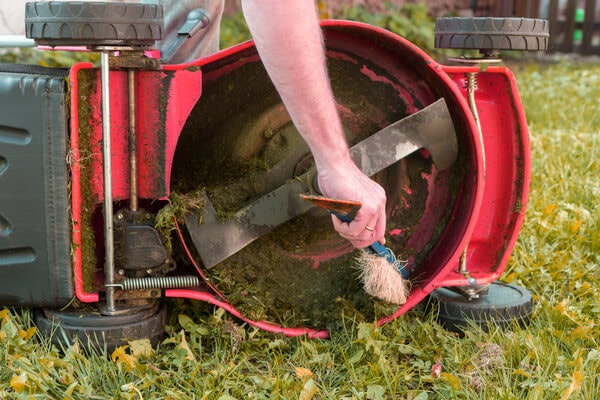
[25, 1, 163, 47]
[435, 17, 549, 52]
[427, 281, 533, 334]
[35, 303, 167, 352]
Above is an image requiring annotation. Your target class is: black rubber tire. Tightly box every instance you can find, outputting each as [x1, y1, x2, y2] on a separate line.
[35, 303, 167, 352]
[435, 17, 549, 51]
[427, 281, 533, 334]
[25, 1, 163, 47]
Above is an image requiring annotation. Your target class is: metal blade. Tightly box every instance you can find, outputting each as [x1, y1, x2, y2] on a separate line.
[184, 98, 457, 268]
[349, 98, 457, 173]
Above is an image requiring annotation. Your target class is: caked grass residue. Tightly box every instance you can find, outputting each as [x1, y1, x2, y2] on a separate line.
[169, 152, 451, 331]
[207, 212, 399, 331]
[160, 186, 399, 330]
[167, 52, 464, 330]
[155, 190, 205, 252]
[75, 69, 101, 293]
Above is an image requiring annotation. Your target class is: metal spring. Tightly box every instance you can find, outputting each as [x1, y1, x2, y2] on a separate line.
[114, 275, 201, 291]
[465, 71, 478, 91]
[465, 71, 485, 169]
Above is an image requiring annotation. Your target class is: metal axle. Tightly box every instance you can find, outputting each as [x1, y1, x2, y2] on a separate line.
[100, 49, 117, 314]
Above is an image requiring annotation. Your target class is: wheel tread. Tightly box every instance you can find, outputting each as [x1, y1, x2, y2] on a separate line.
[435, 17, 549, 51]
[25, 1, 163, 47]
[35, 304, 167, 351]
[427, 282, 533, 334]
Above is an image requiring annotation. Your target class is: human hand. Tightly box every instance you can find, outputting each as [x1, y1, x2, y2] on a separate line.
[316, 159, 387, 249]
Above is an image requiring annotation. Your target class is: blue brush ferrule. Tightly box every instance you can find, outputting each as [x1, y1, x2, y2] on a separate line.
[332, 210, 409, 279]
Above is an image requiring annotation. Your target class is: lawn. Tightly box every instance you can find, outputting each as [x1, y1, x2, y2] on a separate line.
[1, 57, 599, 400]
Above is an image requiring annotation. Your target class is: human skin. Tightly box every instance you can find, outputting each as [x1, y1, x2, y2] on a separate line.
[242, 0, 387, 248]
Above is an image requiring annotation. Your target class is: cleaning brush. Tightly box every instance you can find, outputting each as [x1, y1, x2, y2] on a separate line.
[301, 195, 409, 305]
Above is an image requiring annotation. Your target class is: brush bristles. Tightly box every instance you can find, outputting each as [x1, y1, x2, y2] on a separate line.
[355, 250, 409, 305]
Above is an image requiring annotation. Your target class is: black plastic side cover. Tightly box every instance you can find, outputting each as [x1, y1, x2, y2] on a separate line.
[0, 64, 73, 307]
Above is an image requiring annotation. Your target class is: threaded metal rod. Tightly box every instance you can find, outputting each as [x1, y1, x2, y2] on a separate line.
[128, 69, 138, 212]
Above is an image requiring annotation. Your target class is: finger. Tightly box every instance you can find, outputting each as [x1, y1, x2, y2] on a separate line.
[356, 202, 386, 244]
[374, 203, 387, 245]
[329, 216, 356, 236]
[349, 238, 377, 249]
[331, 216, 380, 249]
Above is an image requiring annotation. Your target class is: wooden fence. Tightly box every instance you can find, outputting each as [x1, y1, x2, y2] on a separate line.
[473, 0, 600, 55]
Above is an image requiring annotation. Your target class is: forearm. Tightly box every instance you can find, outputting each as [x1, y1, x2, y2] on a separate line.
[242, 0, 388, 247]
[241, 0, 352, 172]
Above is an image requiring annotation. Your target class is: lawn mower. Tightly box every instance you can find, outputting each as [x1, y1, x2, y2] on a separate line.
[0, 2, 549, 347]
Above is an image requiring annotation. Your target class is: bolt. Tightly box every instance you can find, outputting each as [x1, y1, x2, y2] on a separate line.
[272, 133, 284, 145]
[263, 128, 275, 139]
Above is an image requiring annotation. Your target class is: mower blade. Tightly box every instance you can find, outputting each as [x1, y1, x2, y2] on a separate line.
[185, 180, 316, 269]
[185, 98, 456, 268]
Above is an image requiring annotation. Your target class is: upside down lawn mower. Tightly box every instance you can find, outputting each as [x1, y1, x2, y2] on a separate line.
[0, 2, 549, 347]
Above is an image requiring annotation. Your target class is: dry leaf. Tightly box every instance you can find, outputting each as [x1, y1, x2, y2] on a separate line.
[560, 370, 583, 400]
[299, 378, 318, 400]
[129, 339, 154, 359]
[295, 367, 313, 379]
[177, 330, 196, 362]
[111, 345, 137, 370]
[10, 372, 27, 393]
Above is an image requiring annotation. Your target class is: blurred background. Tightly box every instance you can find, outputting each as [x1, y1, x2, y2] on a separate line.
[2, 0, 599, 56]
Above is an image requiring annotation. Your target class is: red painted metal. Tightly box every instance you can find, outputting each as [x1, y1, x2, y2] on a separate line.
[379, 65, 530, 325]
[70, 62, 203, 301]
[69, 20, 529, 336]
[435, 66, 530, 287]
